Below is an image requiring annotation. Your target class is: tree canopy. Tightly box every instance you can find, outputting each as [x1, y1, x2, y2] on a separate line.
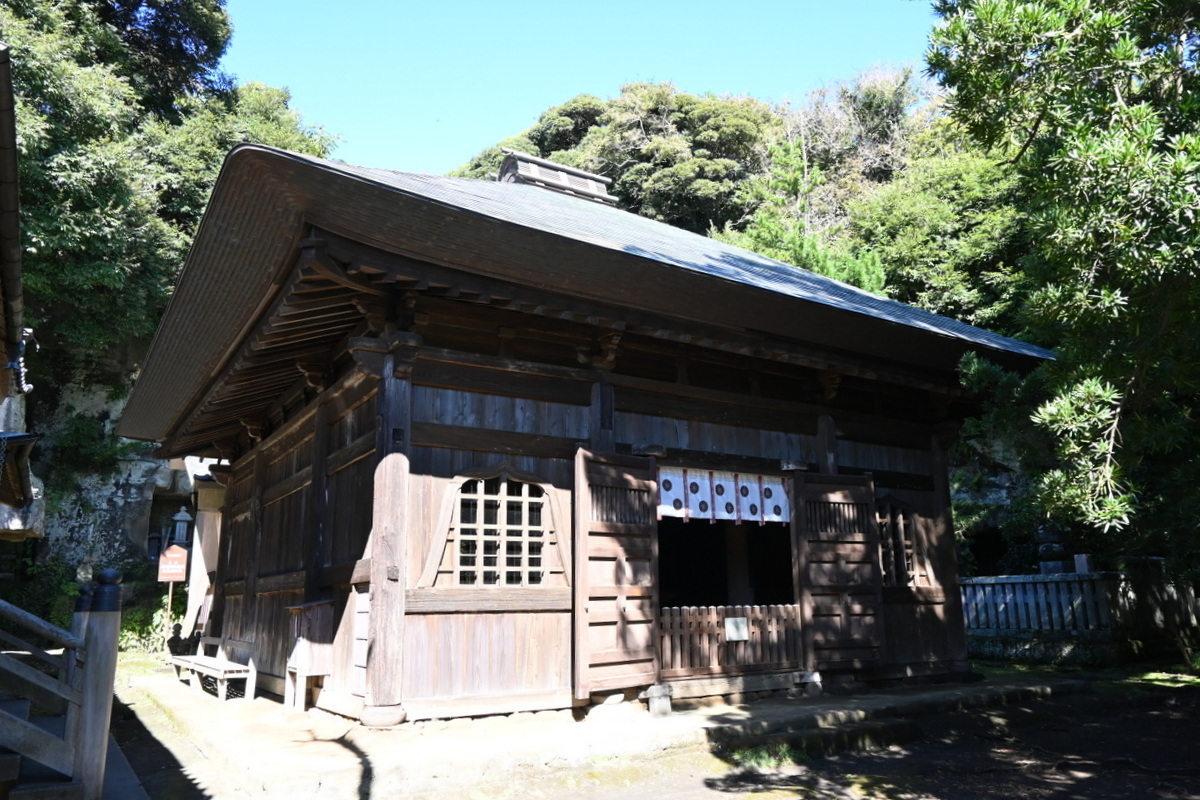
[3, 0, 334, 390]
[929, 0, 1200, 561]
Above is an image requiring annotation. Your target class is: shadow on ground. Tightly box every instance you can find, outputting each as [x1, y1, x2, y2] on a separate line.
[110, 694, 211, 800]
[702, 677, 1200, 799]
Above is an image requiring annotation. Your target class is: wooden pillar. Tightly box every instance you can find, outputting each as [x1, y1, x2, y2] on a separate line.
[242, 451, 265, 639]
[360, 335, 416, 727]
[589, 375, 615, 452]
[816, 415, 838, 474]
[72, 570, 121, 800]
[930, 424, 970, 670]
[789, 472, 815, 673]
[185, 480, 225, 637]
[305, 400, 330, 602]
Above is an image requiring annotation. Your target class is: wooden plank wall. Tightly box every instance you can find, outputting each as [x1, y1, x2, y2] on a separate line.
[401, 611, 571, 717]
[209, 334, 969, 709]
[616, 412, 812, 462]
[215, 374, 380, 690]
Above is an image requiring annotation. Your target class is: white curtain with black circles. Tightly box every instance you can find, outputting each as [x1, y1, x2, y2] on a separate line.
[656, 467, 789, 524]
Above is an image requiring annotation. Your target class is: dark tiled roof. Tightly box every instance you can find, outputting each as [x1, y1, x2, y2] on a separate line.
[118, 145, 1052, 447]
[319, 155, 1051, 362]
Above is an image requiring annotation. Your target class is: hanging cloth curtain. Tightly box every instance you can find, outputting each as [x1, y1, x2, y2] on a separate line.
[657, 467, 790, 524]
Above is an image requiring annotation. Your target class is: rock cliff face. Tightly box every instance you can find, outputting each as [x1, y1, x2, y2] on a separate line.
[30, 387, 201, 571]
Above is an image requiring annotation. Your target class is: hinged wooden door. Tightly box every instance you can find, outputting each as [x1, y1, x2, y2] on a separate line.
[573, 449, 658, 700]
[794, 473, 886, 671]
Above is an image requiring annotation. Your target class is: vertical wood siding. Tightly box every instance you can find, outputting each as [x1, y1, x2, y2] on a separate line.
[412, 386, 588, 438]
[658, 605, 802, 678]
[615, 412, 813, 461]
[401, 611, 570, 701]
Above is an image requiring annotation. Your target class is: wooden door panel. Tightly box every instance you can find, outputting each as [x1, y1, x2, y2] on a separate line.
[795, 474, 886, 671]
[574, 449, 658, 700]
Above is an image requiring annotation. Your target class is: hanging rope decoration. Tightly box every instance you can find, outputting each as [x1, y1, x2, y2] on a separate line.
[657, 467, 790, 524]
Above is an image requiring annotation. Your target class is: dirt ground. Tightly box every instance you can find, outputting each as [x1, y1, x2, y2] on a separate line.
[498, 672, 1200, 800]
[113, 667, 1200, 800]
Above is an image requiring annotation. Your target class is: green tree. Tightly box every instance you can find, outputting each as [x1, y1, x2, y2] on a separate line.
[453, 84, 783, 234]
[714, 138, 888, 293]
[581, 84, 781, 233]
[3, 1, 333, 390]
[929, 0, 1200, 558]
[718, 69, 936, 293]
[78, 0, 233, 116]
[846, 136, 1031, 332]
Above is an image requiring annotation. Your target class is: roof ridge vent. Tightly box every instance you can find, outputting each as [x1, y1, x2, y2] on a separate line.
[498, 149, 616, 206]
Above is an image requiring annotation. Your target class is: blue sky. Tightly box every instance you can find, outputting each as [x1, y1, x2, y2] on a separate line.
[220, 0, 941, 176]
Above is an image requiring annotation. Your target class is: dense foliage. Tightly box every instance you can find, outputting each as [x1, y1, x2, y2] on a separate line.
[1, 1, 334, 540]
[930, 0, 1200, 566]
[15, 0, 1198, 575]
[3, 0, 334, 393]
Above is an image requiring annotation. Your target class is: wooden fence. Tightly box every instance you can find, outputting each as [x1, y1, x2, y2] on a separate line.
[960, 573, 1124, 633]
[658, 604, 802, 679]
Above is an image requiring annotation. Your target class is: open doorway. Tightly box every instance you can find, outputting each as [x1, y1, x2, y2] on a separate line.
[658, 517, 793, 607]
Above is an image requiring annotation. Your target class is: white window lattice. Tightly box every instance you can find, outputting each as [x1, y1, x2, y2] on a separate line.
[452, 475, 549, 587]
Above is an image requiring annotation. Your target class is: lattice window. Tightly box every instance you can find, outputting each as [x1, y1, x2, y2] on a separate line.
[878, 500, 931, 587]
[805, 500, 873, 535]
[447, 475, 552, 587]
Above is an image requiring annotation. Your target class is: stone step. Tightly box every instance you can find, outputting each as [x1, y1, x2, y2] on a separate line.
[714, 716, 924, 762]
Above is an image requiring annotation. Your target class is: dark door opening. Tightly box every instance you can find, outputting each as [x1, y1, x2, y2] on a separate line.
[658, 517, 793, 607]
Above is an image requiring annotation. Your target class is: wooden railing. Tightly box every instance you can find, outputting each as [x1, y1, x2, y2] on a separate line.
[960, 573, 1123, 633]
[0, 570, 121, 800]
[659, 604, 802, 679]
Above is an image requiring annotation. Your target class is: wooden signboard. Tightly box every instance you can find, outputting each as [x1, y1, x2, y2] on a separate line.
[159, 544, 189, 649]
[158, 544, 189, 582]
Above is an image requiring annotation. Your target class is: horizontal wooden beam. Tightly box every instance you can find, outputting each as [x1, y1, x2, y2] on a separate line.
[262, 465, 312, 506]
[255, 570, 306, 596]
[414, 358, 592, 406]
[326, 432, 375, 475]
[411, 422, 581, 459]
[405, 587, 571, 613]
[317, 558, 372, 588]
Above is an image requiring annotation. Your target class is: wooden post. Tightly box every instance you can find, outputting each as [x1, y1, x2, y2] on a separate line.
[930, 426, 969, 670]
[362, 340, 414, 727]
[74, 569, 121, 800]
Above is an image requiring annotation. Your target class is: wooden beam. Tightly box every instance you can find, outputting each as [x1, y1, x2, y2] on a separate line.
[255, 570, 306, 596]
[411, 422, 581, 459]
[413, 358, 592, 406]
[317, 558, 372, 588]
[404, 588, 571, 613]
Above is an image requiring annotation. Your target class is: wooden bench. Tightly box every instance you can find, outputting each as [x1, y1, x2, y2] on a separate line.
[169, 636, 257, 701]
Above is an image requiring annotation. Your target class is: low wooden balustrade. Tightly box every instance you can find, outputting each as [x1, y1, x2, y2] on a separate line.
[960, 573, 1123, 633]
[0, 570, 121, 800]
[658, 604, 802, 679]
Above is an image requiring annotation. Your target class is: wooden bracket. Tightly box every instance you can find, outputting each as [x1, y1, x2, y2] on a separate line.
[348, 333, 423, 378]
[818, 371, 842, 402]
[351, 297, 390, 335]
[296, 362, 328, 392]
[576, 332, 622, 371]
[240, 418, 263, 444]
[299, 238, 389, 298]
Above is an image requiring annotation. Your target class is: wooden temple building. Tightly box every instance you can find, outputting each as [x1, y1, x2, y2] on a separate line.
[118, 145, 1050, 724]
